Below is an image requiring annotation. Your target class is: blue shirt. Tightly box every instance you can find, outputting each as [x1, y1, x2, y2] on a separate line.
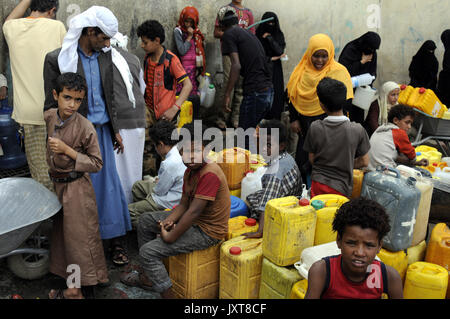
[78, 46, 110, 125]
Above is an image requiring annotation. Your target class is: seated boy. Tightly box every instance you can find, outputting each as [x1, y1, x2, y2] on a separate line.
[244, 119, 302, 238]
[120, 122, 230, 299]
[45, 73, 108, 299]
[305, 197, 403, 299]
[303, 77, 371, 198]
[128, 120, 186, 228]
[368, 104, 428, 170]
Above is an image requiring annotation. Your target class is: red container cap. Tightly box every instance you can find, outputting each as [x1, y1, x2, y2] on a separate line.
[245, 218, 257, 226]
[299, 198, 310, 206]
[419, 87, 426, 94]
[433, 163, 438, 166]
[229, 246, 241, 255]
[400, 84, 407, 90]
[251, 160, 258, 164]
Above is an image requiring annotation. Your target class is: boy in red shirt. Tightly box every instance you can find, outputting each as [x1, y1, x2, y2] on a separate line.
[121, 122, 230, 299]
[368, 104, 428, 170]
[305, 197, 403, 299]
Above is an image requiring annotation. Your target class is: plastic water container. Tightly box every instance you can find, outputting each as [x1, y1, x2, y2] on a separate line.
[351, 73, 375, 88]
[167, 241, 222, 299]
[415, 145, 442, 166]
[361, 166, 421, 251]
[396, 165, 434, 246]
[259, 257, 302, 299]
[351, 169, 365, 199]
[230, 195, 248, 218]
[176, 98, 193, 129]
[227, 216, 259, 239]
[407, 240, 427, 265]
[249, 153, 266, 172]
[294, 241, 341, 279]
[353, 86, 377, 110]
[398, 84, 415, 106]
[262, 196, 317, 267]
[403, 262, 449, 299]
[199, 72, 211, 106]
[433, 166, 450, 183]
[425, 223, 450, 298]
[442, 157, 450, 167]
[0, 107, 27, 170]
[240, 166, 266, 202]
[230, 188, 241, 198]
[290, 279, 308, 299]
[406, 87, 448, 118]
[217, 147, 250, 190]
[202, 84, 216, 108]
[377, 248, 409, 282]
[310, 194, 349, 246]
[219, 236, 263, 299]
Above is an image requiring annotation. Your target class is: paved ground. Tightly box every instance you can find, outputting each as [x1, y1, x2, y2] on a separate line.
[0, 229, 160, 299]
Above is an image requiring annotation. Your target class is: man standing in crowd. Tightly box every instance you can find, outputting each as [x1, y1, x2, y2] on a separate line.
[3, 0, 66, 191]
[43, 6, 132, 266]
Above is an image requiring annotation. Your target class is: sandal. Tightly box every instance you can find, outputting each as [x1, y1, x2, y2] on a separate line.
[48, 289, 85, 299]
[120, 270, 154, 291]
[111, 245, 129, 266]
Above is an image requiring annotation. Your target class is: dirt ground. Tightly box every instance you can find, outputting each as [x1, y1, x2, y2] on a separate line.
[0, 230, 160, 300]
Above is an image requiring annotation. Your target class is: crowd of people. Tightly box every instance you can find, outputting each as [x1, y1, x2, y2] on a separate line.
[1, 0, 448, 299]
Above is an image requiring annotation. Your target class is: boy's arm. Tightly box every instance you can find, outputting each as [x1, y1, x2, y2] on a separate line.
[305, 260, 327, 299]
[396, 152, 429, 167]
[5, 0, 31, 21]
[223, 52, 241, 112]
[308, 152, 315, 165]
[386, 265, 404, 299]
[354, 153, 369, 169]
[162, 192, 190, 227]
[160, 197, 208, 244]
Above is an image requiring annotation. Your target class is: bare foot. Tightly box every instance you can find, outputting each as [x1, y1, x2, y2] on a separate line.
[160, 287, 176, 299]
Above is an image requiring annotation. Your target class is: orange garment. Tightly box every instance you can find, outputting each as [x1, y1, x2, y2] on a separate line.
[286, 33, 354, 117]
[177, 6, 206, 74]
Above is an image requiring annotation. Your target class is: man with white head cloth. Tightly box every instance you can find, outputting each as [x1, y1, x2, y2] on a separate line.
[44, 6, 132, 267]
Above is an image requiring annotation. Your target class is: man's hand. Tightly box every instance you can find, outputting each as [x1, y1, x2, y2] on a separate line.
[361, 53, 373, 64]
[114, 133, 124, 154]
[161, 105, 179, 122]
[243, 230, 263, 239]
[48, 137, 68, 154]
[223, 94, 231, 113]
[0, 86, 7, 100]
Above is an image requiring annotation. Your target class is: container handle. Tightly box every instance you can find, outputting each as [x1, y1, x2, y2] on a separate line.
[376, 165, 400, 179]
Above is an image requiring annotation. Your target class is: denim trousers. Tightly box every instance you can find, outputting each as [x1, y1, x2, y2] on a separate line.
[238, 87, 274, 131]
[137, 211, 221, 293]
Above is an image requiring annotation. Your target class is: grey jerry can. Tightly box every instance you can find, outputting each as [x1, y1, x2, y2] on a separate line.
[360, 166, 421, 251]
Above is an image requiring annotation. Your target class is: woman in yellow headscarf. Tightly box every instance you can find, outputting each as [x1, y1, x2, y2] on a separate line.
[286, 33, 353, 182]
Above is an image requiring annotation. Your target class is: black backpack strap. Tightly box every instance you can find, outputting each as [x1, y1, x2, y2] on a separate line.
[380, 261, 389, 295]
[321, 256, 331, 297]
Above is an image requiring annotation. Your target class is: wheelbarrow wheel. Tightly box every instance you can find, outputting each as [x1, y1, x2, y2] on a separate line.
[7, 251, 50, 280]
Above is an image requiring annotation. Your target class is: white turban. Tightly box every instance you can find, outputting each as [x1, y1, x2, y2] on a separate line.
[58, 6, 119, 73]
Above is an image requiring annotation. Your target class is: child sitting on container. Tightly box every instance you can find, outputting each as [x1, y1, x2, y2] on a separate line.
[128, 120, 186, 228]
[45, 73, 108, 299]
[243, 119, 302, 239]
[305, 197, 404, 299]
[368, 104, 429, 171]
[120, 122, 230, 298]
[303, 77, 371, 198]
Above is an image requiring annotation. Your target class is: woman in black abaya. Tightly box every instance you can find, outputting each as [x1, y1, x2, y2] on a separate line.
[256, 11, 286, 120]
[437, 30, 450, 106]
[409, 40, 439, 90]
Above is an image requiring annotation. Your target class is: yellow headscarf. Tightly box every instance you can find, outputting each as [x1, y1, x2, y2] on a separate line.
[287, 33, 354, 117]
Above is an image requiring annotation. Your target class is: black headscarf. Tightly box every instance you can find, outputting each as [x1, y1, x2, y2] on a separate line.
[437, 30, 450, 105]
[338, 32, 381, 78]
[256, 12, 286, 57]
[408, 40, 439, 90]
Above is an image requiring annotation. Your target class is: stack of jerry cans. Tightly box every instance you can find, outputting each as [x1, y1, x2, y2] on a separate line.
[259, 196, 316, 299]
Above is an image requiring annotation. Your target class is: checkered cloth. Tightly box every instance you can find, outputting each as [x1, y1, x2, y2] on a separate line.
[23, 124, 54, 192]
[246, 152, 302, 219]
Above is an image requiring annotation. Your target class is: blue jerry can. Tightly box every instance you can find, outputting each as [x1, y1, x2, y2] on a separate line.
[361, 166, 421, 252]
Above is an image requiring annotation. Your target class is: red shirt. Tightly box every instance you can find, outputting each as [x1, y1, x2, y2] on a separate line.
[321, 255, 388, 299]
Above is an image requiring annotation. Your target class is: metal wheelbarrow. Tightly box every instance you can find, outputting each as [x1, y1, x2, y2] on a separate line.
[0, 177, 61, 280]
[412, 109, 450, 157]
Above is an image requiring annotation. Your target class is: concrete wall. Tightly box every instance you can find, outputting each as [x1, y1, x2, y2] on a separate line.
[1, 0, 449, 92]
